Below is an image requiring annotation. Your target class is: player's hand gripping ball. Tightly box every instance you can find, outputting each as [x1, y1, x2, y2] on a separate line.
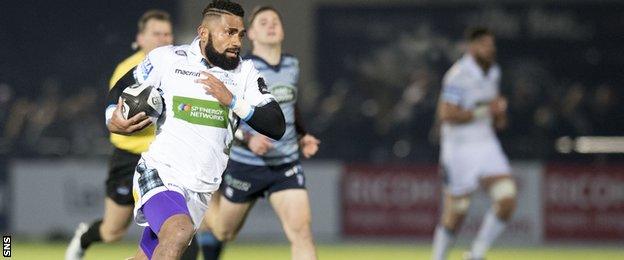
[120, 83, 164, 124]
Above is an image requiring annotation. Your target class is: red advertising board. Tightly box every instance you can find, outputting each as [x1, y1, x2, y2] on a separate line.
[544, 164, 624, 241]
[341, 164, 441, 237]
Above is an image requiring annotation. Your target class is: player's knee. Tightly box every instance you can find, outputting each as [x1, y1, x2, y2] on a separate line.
[213, 227, 237, 242]
[284, 218, 313, 243]
[495, 196, 516, 221]
[162, 228, 194, 251]
[489, 178, 517, 221]
[100, 223, 129, 242]
[159, 218, 195, 250]
[441, 196, 470, 231]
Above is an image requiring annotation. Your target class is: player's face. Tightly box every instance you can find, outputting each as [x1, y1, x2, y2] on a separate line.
[200, 14, 245, 70]
[249, 10, 284, 46]
[137, 19, 173, 54]
[470, 35, 496, 66]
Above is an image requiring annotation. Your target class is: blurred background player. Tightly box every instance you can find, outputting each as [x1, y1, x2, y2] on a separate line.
[198, 6, 320, 260]
[432, 27, 517, 260]
[66, 10, 199, 260]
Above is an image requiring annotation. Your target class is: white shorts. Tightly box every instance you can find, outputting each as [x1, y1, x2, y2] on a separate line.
[440, 140, 511, 196]
[132, 157, 219, 230]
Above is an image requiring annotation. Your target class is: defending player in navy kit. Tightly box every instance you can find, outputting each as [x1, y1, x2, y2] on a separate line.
[431, 27, 517, 260]
[198, 6, 320, 260]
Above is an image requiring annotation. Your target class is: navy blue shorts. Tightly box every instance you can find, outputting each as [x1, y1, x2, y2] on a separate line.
[220, 160, 306, 203]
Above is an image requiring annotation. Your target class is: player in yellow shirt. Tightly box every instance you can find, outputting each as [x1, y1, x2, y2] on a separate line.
[65, 10, 202, 260]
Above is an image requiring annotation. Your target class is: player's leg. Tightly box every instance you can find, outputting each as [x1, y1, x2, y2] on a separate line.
[66, 149, 137, 260]
[154, 214, 195, 259]
[199, 195, 254, 260]
[467, 175, 516, 260]
[134, 247, 149, 260]
[141, 190, 196, 259]
[432, 153, 478, 260]
[269, 189, 317, 260]
[199, 160, 267, 260]
[210, 196, 255, 243]
[136, 227, 157, 260]
[432, 192, 471, 260]
[67, 202, 132, 260]
[100, 197, 134, 242]
[197, 191, 225, 260]
[181, 236, 200, 260]
[467, 143, 516, 260]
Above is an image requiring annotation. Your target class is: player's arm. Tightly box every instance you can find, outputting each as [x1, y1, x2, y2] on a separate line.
[437, 81, 485, 124]
[491, 96, 508, 130]
[294, 105, 307, 138]
[242, 100, 285, 141]
[438, 101, 476, 124]
[197, 72, 286, 141]
[294, 104, 320, 158]
[105, 67, 152, 135]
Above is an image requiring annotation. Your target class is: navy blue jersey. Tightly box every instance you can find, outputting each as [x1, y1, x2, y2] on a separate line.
[230, 54, 300, 166]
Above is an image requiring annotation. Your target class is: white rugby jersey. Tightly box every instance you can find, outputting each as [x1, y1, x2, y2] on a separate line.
[134, 37, 274, 192]
[440, 54, 501, 144]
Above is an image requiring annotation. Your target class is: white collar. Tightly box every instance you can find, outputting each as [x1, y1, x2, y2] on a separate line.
[188, 37, 211, 68]
[463, 54, 495, 79]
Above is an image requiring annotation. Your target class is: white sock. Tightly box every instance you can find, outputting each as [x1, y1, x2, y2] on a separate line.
[432, 225, 455, 260]
[471, 208, 507, 258]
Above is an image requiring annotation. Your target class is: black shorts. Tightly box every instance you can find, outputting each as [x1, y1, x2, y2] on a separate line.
[106, 148, 141, 205]
[220, 160, 306, 203]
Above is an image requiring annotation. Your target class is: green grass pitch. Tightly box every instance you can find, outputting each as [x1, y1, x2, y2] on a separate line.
[10, 241, 623, 260]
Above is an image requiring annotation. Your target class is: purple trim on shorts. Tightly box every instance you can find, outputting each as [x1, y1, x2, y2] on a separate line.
[142, 190, 190, 235]
[139, 190, 190, 259]
[139, 227, 158, 259]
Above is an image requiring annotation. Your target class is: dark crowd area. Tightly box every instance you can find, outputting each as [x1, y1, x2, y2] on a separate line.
[1, 2, 622, 163]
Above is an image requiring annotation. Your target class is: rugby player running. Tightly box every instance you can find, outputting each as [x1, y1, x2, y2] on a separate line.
[106, 1, 285, 259]
[198, 6, 319, 260]
[432, 27, 517, 260]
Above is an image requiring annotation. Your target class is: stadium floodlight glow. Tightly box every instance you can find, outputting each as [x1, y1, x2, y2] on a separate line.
[557, 136, 624, 154]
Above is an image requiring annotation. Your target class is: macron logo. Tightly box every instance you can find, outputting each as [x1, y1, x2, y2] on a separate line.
[175, 69, 200, 77]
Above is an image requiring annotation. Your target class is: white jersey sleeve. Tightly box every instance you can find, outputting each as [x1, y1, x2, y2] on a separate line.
[242, 64, 275, 106]
[133, 45, 175, 87]
[441, 66, 470, 107]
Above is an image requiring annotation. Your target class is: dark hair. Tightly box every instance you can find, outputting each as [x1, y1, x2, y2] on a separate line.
[202, 0, 244, 18]
[248, 6, 282, 25]
[138, 10, 171, 33]
[465, 27, 493, 42]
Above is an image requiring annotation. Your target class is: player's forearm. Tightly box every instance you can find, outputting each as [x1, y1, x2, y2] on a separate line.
[105, 67, 137, 124]
[232, 99, 285, 140]
[107, 67, 137, 106]
[294, 104, 307, 138]
[494, 113, 508, 130]
[438, 102, 475, 124]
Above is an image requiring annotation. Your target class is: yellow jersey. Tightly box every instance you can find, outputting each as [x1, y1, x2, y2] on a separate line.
[108, 51, 156, 154]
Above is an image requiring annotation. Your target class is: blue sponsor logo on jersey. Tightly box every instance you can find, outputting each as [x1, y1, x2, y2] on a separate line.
[140, 58, 154, 80]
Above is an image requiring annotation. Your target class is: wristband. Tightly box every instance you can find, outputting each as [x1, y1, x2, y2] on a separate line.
[228, 95, 237, 109]
[105, 105, 116, 125]
[231, 96, 254, 121]
[472, 105, 490, 119]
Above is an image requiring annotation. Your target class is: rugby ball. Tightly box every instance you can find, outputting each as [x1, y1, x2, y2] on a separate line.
[120, 83, 163, 123]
